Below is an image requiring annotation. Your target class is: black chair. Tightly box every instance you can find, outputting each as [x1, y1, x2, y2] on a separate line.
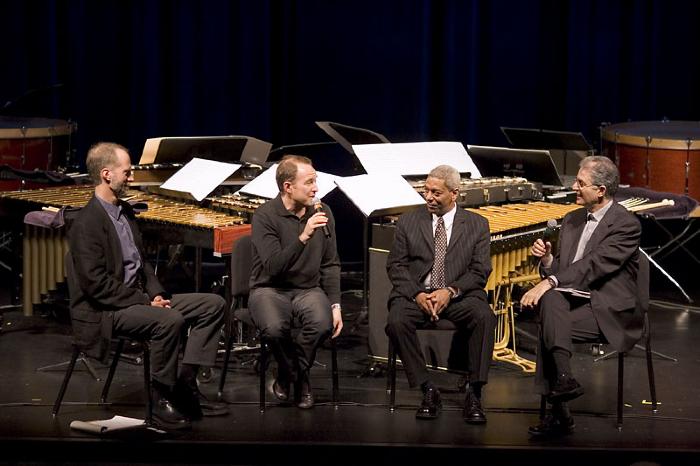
[52, 251, 153, 424]
[538, 251, 658, 430]
[218, 234, 339, 412]
[387, 319, 459, 411]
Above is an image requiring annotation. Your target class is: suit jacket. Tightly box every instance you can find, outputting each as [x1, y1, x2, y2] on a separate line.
[387, 206, 492, 305]
[66, 195, 166, 361]
[547, 201, 643, 351]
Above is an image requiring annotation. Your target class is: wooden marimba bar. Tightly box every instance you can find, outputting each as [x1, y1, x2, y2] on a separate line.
[1, 186, 250, 315]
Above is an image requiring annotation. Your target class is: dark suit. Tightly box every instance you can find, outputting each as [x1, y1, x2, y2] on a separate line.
[386, 206, 495, 387]
[67, 195, 225, 387]
[535, 201, 643, 393]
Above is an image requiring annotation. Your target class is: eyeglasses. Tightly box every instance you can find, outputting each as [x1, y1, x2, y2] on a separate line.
[572, 178, 599, 189]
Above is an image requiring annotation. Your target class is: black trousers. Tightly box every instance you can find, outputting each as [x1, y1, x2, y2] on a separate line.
[534, 290, 601, 395]
[248, 287, 332, 379]
[112, 293, 226, 387]
[386, 294, 496, 388]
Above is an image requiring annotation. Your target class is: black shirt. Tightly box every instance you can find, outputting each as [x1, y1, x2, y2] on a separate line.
[250, 195, 341, 304]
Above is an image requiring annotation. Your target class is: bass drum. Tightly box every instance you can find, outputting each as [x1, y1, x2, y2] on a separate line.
[0, 116, 76, 191]
[601, 121, 700, 200]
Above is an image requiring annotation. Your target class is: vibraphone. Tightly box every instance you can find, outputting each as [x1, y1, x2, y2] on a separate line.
[1, 185, 251, 315]
[409, 176, 541, 206]
[368, 201, 582, 373]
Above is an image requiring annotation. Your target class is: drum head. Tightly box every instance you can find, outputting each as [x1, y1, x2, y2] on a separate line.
[602, 121, 700, 150]
[0, 116, 76, 138]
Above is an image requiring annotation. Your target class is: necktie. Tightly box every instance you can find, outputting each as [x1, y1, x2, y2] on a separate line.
[572, 214, 596, 263]
[430, 216, 447, 289]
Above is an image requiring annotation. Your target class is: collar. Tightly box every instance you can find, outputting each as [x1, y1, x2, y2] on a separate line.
[432, 203, 457, 228]
[588, 199, 613, 222]
[96, 195, 123, 221]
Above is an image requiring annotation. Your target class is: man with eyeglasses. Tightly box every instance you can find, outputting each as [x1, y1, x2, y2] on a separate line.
[520, 156, 642, 437]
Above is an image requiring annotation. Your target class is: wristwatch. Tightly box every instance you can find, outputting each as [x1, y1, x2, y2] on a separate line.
[546, 277, 557, 288]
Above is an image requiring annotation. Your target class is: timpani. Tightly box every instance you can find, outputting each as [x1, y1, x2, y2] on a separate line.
[601, 120, 700, 200]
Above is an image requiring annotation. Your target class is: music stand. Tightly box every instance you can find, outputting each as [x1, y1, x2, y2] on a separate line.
[466, 145, 564, 186]
[501, 127, 593, 176]
[138, 135, 272, 165]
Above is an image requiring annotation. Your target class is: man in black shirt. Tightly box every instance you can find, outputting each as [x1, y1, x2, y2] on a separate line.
[249, 155, 343, 409]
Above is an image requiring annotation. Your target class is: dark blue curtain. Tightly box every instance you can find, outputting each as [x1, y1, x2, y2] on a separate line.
[2, 0, 699, 165]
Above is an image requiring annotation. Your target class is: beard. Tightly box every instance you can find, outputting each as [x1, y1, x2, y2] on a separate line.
[111, 180, 130, 198]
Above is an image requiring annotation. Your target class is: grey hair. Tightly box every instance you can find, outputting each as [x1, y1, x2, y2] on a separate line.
[427, 165, 460, 191]
[86, 142, 129, 186]
[579, 155, 619, 197]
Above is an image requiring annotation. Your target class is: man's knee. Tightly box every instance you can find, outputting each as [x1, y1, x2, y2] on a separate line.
[157, 311, 186, 335]
[385, 300, 415, 338]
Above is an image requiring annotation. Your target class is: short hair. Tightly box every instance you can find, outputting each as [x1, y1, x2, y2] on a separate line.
[276, 155, 314, 191]
[579, 155, 619, 197]
[427, 165, 460, 191]
[86, 142, 129, 185]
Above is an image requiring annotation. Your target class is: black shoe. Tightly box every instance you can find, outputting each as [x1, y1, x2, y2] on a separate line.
[173, 382, 229, 420]
[197, 391, 229, 417]
[463, 391, 487, 424]
[548, 374, 584, 403]
[295, 373, 314, 409]
[415, 386, 442, 420]
[151, 390, 191, 430]
[273, 378, 291, 403]
[528, 414, 575, 437]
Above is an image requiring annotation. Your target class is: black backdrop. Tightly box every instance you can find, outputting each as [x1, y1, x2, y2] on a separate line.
[2, 0, 700, 164]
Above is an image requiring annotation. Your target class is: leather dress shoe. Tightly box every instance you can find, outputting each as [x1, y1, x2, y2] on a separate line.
[151, 391, 191, 430]
[295, 374, 314, 409]
[273, 378, 291, 403]
[528, 414, 575, 437]
[463, 391, 487, 424]
[548, 374, 584, 403]
[415, 386, 442, 420]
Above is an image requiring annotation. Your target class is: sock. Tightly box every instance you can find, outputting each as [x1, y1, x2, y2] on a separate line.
[420, 380, 436, 394]
[552, 401, 571, 419]
[179, 363, 199, 389]
[467, 382, 483, 399]
[552, 348, 572, 376]
[152, 380, 172, 398]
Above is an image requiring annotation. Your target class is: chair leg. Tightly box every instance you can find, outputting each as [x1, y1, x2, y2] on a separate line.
[388, 342, 397, 411]
[52, 346, 80, 417]
[218, 305, 236, 400]
[644, 315, 658, 413]
[142, 342, 152, 425]
[259, 340, 267, 413]
[101, 339, 125, 403]
[539, 395, 547, 420]
[617, 353, 624, 430]
[331, 338, 339, 407]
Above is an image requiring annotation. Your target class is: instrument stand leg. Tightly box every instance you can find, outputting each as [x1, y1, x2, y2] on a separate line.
[641, 249, 693, 303]
[594, 345, 677, 363]
[37, 355, 102, 381]
[351, 217, 370, 333]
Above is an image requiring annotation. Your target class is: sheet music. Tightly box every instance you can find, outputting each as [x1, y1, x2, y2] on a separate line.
[160, 158, 241, 201]
[239, 163, 338, 199]
[352, 141, 482, 178]
[334, 174, 425, 218]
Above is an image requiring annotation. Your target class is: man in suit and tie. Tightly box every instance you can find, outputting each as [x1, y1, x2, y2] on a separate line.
[386, 164, 495, 423]
[521, 155, 642, 437]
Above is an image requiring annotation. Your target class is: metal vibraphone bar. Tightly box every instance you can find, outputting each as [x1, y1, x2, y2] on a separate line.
[468, 202, 583, 372]
[1, 185, 251, 315]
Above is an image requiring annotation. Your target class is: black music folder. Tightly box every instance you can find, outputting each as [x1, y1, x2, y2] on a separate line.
[138, 136, 272, 165]
[466, 144, 564, 186]
[501, 127, 593, 152]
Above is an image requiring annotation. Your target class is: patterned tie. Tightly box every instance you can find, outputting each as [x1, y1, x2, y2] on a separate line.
[572, 214, 596, 263]
[430, 216, 447, 289]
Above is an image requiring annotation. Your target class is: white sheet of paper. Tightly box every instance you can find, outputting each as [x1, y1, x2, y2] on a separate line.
[160, 158, 241, 202]
[239, 163, 338, 199]
[334, 174, 425, 218]
[70, 415, 145, 434]
[352, 141, 482, 178]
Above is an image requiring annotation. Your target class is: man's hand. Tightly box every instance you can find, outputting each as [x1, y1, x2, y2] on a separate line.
[331, 306, 343, 338]
[299, 212, 328, 244]
[531, 238, 553, 267]
[415, 292, 434, 318]
[426, 288, 452, 320]
[520, 279, 554, 308]
[151, 295, 171, 308]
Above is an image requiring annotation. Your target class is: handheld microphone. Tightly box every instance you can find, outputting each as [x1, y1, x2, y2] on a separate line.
[543, 219, 558, 243]
[312, 197, 331, 238]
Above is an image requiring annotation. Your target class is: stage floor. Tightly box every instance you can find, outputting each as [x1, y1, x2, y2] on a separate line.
[1, 276, 699, 466]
